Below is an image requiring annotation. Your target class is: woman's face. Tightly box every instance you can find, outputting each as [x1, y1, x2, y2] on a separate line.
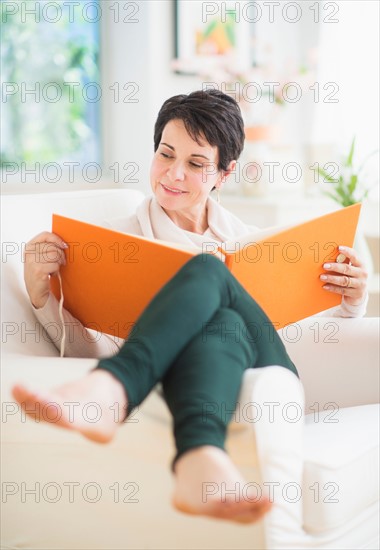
[150, 119, 226, 213]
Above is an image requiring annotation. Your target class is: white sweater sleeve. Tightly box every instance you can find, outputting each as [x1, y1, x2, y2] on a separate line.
[317, 292, 369, 318]
[33, 293, 122, 358]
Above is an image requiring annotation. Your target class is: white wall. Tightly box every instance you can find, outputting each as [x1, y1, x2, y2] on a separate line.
[312, 0, 379, 198]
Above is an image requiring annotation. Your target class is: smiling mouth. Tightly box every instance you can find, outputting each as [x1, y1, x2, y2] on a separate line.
[161, 183, 187, 194]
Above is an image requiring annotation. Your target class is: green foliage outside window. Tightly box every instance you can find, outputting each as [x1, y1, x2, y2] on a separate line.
[1, 2, 100, 168]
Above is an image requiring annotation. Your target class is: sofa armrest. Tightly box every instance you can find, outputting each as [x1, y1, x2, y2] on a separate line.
[279, 317, 380, 413]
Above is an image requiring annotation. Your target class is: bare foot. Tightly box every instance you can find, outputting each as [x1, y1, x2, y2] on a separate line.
[12, 369, 128, 443]
[173, 446, 272, 523]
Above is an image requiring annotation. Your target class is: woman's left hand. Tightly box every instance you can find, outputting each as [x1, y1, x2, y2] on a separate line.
[320, 245, 368, 306]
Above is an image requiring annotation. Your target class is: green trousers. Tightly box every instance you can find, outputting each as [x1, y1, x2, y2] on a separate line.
[96, 254, 298, 464]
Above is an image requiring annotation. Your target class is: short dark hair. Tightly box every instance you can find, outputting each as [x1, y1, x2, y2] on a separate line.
[153, 89, 245, 172]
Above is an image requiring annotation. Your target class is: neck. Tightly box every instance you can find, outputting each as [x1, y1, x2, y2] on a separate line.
[163, 202, 209, 234]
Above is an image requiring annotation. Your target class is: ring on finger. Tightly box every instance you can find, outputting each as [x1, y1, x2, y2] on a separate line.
[344, 275, 352, 288]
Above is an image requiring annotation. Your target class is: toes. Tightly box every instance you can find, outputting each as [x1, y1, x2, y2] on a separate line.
[12, 385, 60, 423]
[12, 384, 29, 403]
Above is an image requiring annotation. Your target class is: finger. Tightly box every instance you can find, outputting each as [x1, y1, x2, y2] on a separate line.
[321, 260, 368, 295]
[25, 241, 66, 254]
[46, 262, 64, 276]
[322, 277, 365, 301]
[27, 231, 68, 250]
[25, 243, 67, 265]
[321, 262, 361, 277]
[29, 261, 63, 278]
[320, 274, 356, 288]
[336, 245, 363, 268]
[322, 283, 358, 297]
[25, 250, 66, 274]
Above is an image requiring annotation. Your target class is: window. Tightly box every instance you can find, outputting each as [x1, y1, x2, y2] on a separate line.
[1, 1, 100, 181]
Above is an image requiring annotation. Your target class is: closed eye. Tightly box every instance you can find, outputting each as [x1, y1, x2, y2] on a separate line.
[160, 152, 202, 168]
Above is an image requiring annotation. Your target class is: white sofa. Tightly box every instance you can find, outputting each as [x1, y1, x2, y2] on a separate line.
[1, 189, 379, 550]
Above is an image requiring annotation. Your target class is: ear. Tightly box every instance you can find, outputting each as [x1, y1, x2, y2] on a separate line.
[218, 160, 237, 189]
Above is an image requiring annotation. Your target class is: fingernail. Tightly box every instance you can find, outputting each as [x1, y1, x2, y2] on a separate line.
[323, 263, 331, 269]
[338, 246, 346, 251]
[336, 253, 347, 263]
[62, 242, 69, 248]
[320, 275, 328, 280]
[323, 285, 330, 290]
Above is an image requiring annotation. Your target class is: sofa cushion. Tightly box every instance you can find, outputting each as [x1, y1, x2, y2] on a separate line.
[1, 353, 265, 550]
[303, 404, 379, 533]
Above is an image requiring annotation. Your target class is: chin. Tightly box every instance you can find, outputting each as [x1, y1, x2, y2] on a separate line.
[158, 197, 184, 212]
[155, 187, 187, 210]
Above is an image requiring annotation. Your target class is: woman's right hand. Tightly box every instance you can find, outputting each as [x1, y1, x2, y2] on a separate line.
[24, 232, 68, 309]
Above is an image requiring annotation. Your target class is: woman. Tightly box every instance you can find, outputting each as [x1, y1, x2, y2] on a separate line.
[13, 90, 368, 524]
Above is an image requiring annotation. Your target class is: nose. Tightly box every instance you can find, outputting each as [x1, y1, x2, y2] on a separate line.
[166, 159, 185, 182]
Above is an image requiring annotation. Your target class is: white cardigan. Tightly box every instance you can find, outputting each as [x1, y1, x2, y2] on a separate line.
[33, 195, 367, 358]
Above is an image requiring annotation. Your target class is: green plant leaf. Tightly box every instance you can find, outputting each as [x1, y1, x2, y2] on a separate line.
[203, 20, 217, 38]
[320, 138, 377, 207]
[348, 174, 358, 194]
[335, 186, 349, 202]
[344, 136, 356, 168]
[318, 167, 338, 183]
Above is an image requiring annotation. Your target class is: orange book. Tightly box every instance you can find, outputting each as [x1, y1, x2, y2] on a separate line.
[51, 203, 361, 338]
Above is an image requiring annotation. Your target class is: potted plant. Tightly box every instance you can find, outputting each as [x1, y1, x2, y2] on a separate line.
[318, 137, 378, 277]
[318, 137, 376, 206]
